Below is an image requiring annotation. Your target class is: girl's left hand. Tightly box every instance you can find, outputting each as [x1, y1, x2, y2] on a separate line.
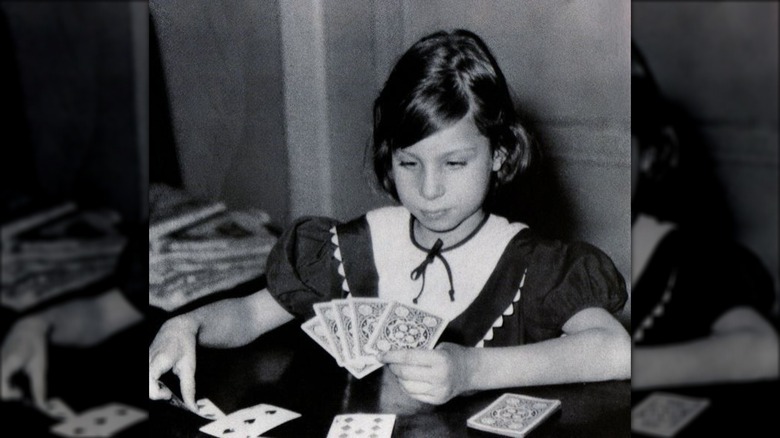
[379, 342, 474, 405]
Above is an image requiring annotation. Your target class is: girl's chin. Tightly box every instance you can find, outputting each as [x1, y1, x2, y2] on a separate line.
[415, 217, 461, 235]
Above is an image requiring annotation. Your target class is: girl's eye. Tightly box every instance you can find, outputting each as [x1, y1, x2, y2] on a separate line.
[398, 161, 418, 168]
[446, 161, 467, 168]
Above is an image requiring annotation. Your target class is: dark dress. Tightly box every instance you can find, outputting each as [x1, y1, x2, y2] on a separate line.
[632, 229, 775, 345]
[267, 207, 627, 348]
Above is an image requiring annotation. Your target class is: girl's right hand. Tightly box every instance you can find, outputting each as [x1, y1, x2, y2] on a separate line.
[148, 316, 199, 411]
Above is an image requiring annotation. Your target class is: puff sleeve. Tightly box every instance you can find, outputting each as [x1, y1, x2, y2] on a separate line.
[265, 216, 344, 320]
[523, 240, 628, 341]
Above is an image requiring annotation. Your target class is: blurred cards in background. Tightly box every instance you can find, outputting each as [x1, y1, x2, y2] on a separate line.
[148, 184, 277, 311]
[1, 197, 126, 312]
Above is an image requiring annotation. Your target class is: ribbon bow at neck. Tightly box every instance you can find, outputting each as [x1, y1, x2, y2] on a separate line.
[410, 238, 455, 304]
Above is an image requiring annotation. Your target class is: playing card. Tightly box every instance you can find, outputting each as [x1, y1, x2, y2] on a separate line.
[313, 301, 348, 366]
[343, 357, 383, 380]
[155, 380, 194, 414]
[199, 404, 300, 438]
[41, 397, 76, 420]
[50, 403, 147, 438]
[301, 317, 339, 362]
[631, 392, 710, 437]
[332, 299, 359, 364]
[467, 393, 561, 437]
[325, 413, 396, 438]
[196, 398, 226, 421]
[349, 298, 391, 357]
[367, 300, 447, 353]
[303, 307, 382, 379]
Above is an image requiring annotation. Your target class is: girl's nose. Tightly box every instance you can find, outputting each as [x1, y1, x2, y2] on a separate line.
[421, 168, 445, 200]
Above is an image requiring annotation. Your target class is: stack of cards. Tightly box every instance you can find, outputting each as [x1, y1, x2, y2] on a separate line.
[48, 401, 147, 438]
[631, 392, 710, 437]
[301, 298, 449, 379]
[466, 393, 561, 437]
[325, 413, 396, 438]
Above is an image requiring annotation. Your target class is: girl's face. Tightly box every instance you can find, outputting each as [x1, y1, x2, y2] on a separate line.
[391, 116, 503, 246]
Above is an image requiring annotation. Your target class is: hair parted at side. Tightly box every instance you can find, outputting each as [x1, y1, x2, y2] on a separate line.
[371, 29, 534, 201]
[631, 42, 681, 221]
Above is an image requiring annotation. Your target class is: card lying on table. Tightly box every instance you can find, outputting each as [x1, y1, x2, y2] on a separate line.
[39, 397, 76, 420]
[199, 403, 300, 438]
[326, 414, 396, 438]
[50, 403, 147, 438]
[631, 392, 710, 437]
[302, 298, 449, 379]
[467, 393, 561, 437]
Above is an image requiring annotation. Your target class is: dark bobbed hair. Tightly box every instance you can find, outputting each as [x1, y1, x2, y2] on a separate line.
[632, 42, 734, 232]
[372, 29, 534, 201]
[632, 42, 681, 222]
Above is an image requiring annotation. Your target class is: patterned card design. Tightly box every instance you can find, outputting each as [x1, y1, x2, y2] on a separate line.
[313, 302, 347, 366]
[367, 301, 447, 353]
[631, 392, 710, 437]
[349, 298, 391, 356]
[467, 393, 561, 437]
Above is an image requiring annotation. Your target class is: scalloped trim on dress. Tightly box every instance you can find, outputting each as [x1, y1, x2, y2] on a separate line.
[330, 226, 352, 297]
[475, 268, 526, 348]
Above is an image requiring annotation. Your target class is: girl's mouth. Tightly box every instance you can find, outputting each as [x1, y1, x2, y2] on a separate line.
[420, 209, 448, 221]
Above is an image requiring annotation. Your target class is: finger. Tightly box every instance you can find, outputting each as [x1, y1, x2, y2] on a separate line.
[0, 353, 25, 400]
[1, 356, 24, 401]
[148, 350, 174, 399]
[407, 392, 444, 405]
[388, 364, 433, 382]
[173, 361, 197, 411]
[380, 349, 435, 366]
[397, 379, 432, 396]
[1, 385, 23, 401]
[28, 344, 48, 409]
[149, 378, 172, 400]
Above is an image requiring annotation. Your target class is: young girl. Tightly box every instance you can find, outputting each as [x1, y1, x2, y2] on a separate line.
[631, 43, 778, 388]
[149, 29, 630, 409]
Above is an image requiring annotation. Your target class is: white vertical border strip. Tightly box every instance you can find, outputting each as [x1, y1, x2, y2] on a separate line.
[130, 1, 149, 221]
[279, 0, 333, 219]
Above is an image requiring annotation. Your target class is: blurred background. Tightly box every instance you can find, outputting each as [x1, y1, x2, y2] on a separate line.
[633, 1, 779, 315]
[631, 2, 778, 436]
[1, 1, 148, 436]
[149, 0, 631, 319]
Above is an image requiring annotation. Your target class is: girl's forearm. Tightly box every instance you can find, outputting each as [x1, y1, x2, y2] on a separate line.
[46, 288, 143, 347]
[465, 327, 631, 390]
[632, 331, 779, 390]
[187, 288, 295, 348]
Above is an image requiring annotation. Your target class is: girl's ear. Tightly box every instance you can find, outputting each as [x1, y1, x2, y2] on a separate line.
[492, 148, 507, 172]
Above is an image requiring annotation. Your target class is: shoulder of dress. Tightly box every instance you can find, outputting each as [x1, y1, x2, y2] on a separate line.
[365, 205, 409, 231]
[365, 205, 407, 222]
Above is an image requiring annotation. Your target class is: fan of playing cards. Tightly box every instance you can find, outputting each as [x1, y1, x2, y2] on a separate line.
[301, 298, 449, 379]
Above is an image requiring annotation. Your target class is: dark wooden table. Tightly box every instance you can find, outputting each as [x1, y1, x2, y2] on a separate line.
[150, 322, 631, 437]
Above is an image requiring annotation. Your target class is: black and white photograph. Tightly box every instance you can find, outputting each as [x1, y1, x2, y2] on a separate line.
[146, 1, 631, 437]
[8, 1, 775, 438]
